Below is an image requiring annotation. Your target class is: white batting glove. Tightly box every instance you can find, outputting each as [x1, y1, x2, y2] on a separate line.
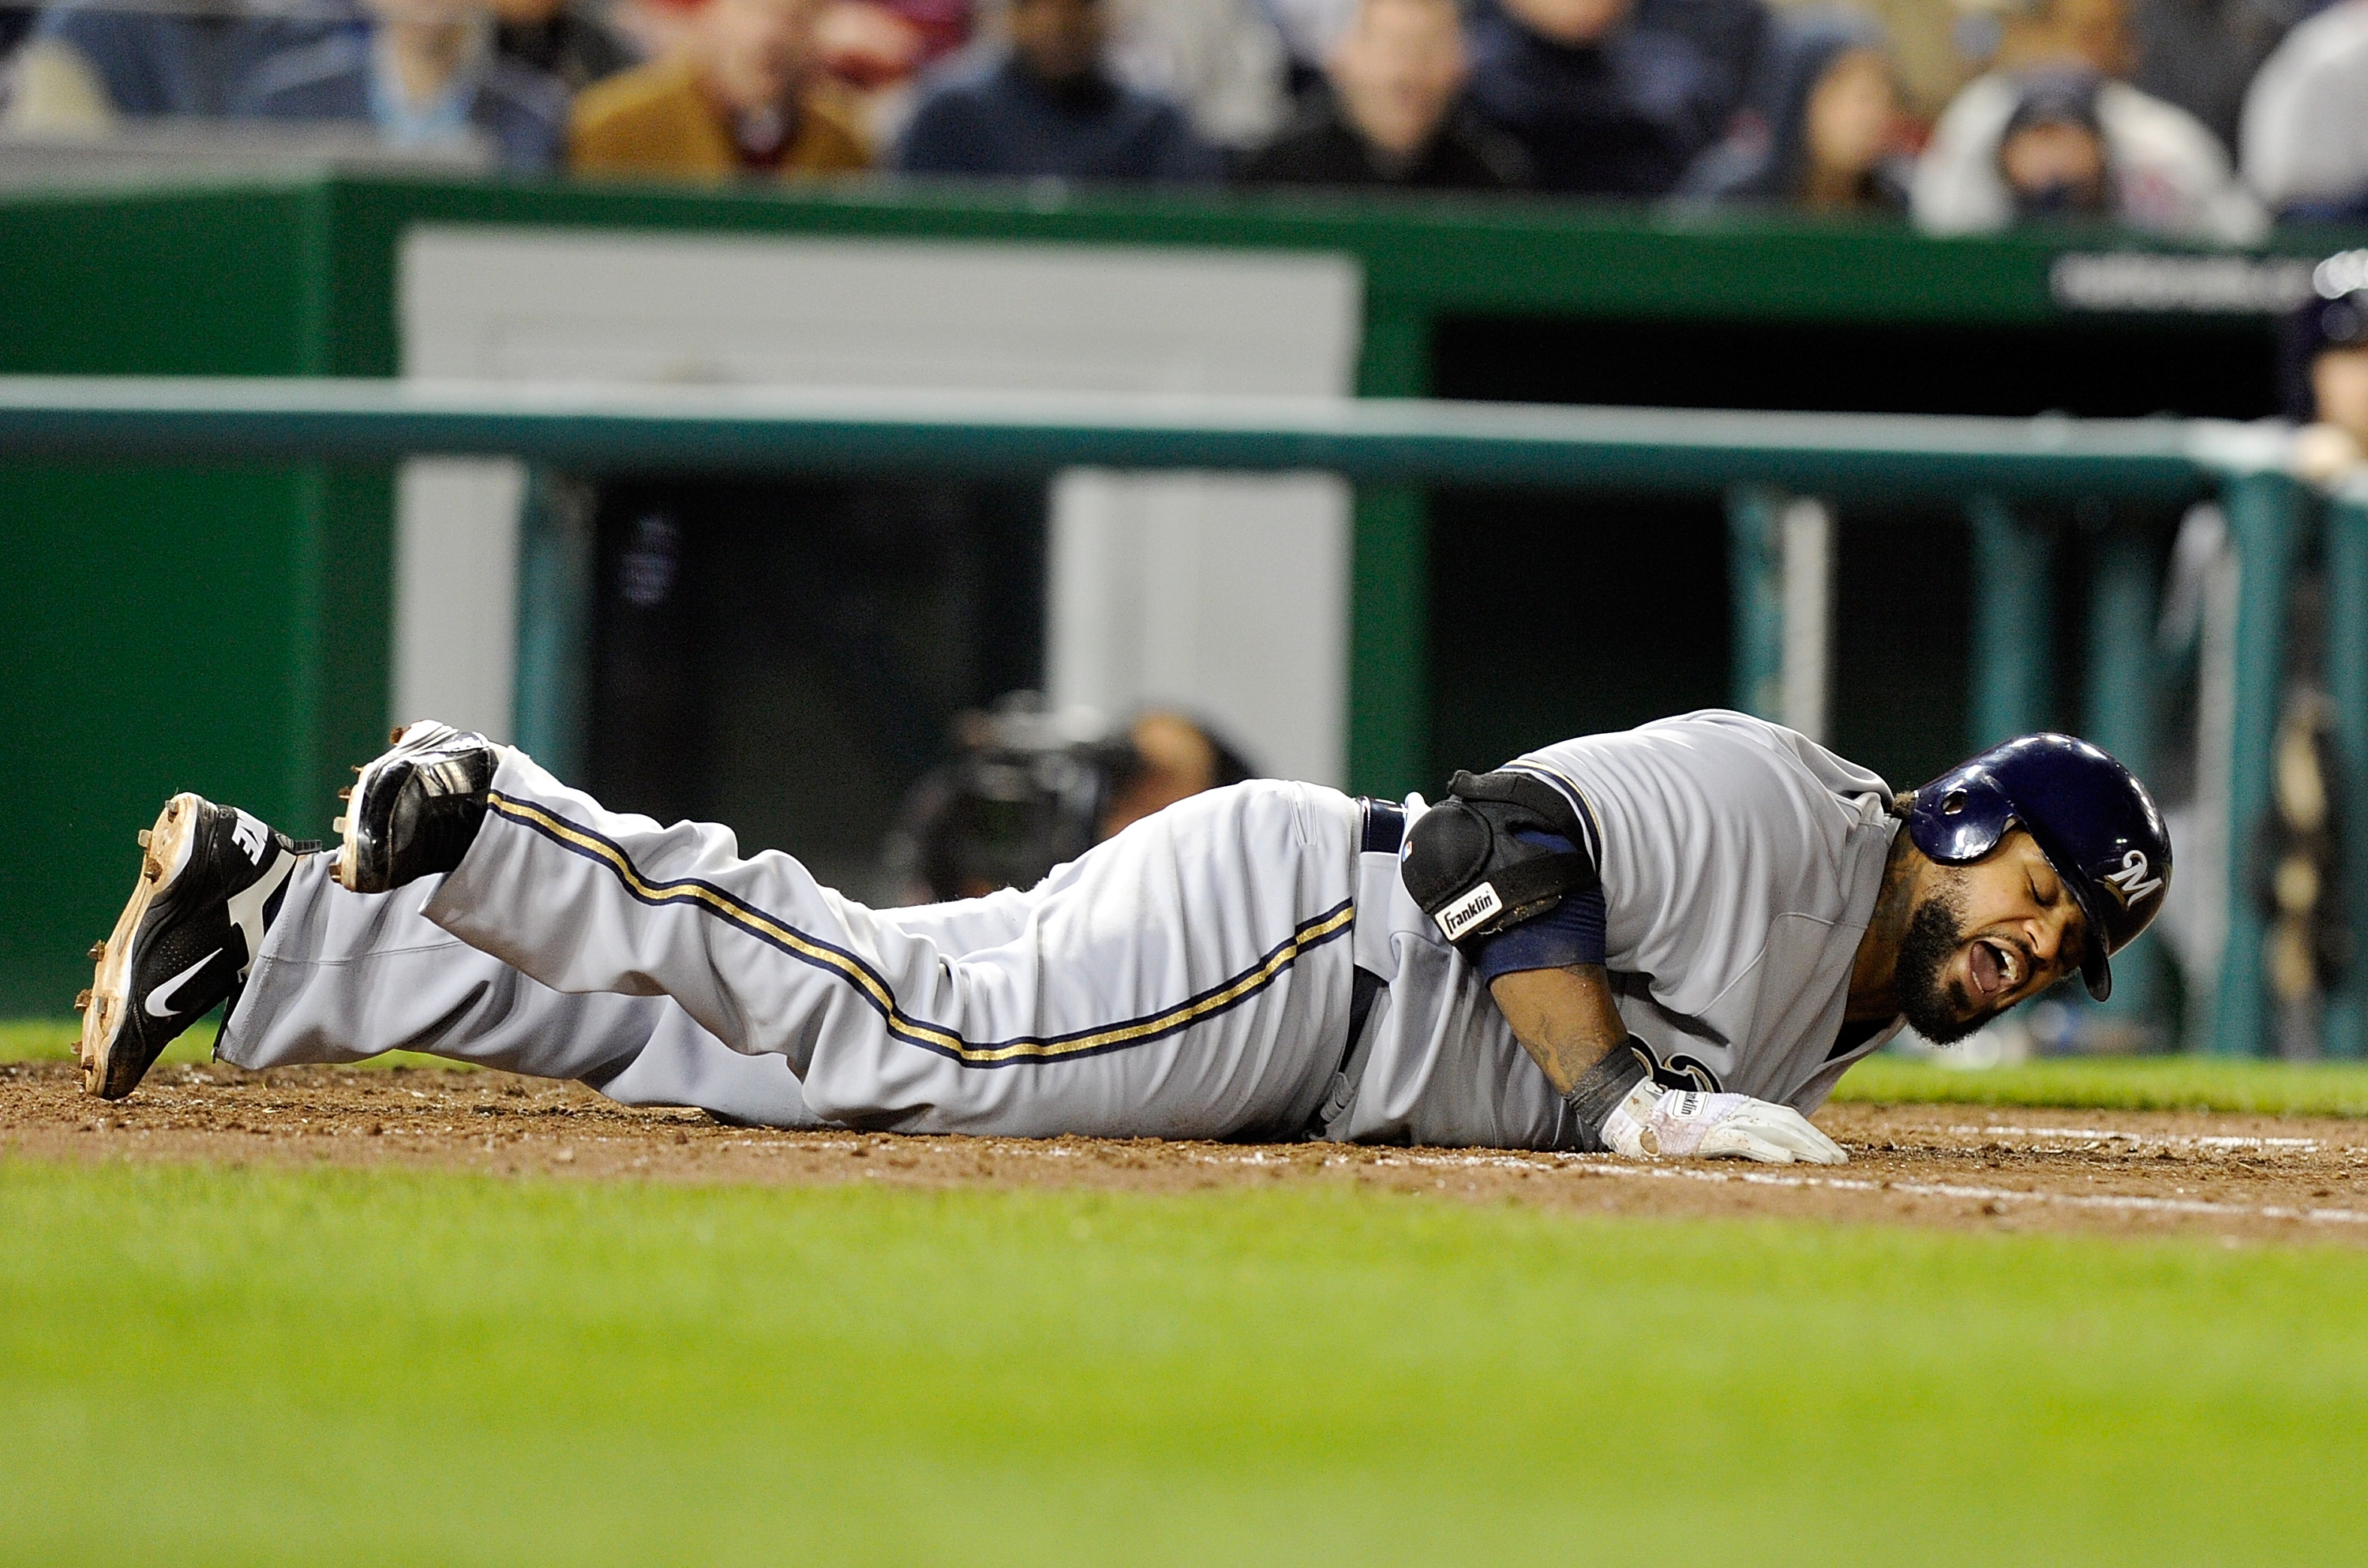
[1599, 1082, 1847, 1166]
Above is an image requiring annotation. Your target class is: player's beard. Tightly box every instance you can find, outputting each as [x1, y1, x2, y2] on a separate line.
[1894, 878, 1988, 1044]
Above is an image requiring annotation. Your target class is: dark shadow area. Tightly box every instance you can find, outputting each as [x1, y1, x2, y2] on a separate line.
[1432, 313, 2281, 418]
[1429, 492, 1982, 790]
[1829, 506, 1973, 788]
[1427, 490, 1729, 777]
[586, 477, 1047, 896]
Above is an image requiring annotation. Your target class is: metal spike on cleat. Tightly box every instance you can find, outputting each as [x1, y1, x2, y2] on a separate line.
[333, 817, 348, 833]
[142, 857, 161, 882]
[391, 727, 405, 743]
[74, 988, 92, 1011]
[137, 829, 151, 848]
[88, 941, 105, 960]
[337, 788, 351, 801]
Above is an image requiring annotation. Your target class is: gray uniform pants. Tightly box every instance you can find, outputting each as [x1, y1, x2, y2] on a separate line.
[227, 753, 1364, 1140]
[221, 853, 837, 1127]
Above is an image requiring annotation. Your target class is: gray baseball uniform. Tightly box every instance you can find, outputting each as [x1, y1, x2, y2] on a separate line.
[1508, 711, 1905, 1110]
[221, 709, 1902, 1147]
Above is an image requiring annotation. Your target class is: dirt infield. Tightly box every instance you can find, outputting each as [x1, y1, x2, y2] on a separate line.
[9, 1059, 2368, 1245]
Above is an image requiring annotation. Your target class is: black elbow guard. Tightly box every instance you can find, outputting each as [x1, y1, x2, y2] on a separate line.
[1400, 769, 1598, 952]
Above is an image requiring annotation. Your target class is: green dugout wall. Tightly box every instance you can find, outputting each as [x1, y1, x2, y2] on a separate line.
[0, 170, 2348, 1015]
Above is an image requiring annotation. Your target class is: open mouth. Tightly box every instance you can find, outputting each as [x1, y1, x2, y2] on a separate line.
[1967, 937, 2023, 1000]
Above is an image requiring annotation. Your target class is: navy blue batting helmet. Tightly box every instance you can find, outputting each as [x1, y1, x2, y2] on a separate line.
[1905, 735, 2170, 1002]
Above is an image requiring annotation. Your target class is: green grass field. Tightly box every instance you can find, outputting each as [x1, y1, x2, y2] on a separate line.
[2, 1015, 202, 1065]
[12, 1024, 2368, 1561]
[1829, 1053, 2368, 1116]
[6, 1159, 2368, 1565]
[0, 1017, 459, 1075]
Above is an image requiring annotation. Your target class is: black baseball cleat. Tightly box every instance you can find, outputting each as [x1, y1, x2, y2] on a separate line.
[77, 794, 316, 1100]
[335, 720, 501, 895]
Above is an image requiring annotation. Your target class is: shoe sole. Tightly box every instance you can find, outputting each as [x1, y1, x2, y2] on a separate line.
[336, 724, 424, 895]
[79, 793, 204, 1099]
[336, 721, 459, 893]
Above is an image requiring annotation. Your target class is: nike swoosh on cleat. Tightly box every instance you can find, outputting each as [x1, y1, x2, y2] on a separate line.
[144, 948, 223, 1018]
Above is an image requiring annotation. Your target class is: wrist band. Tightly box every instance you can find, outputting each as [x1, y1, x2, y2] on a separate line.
[1565, 1039, 1651, 1153]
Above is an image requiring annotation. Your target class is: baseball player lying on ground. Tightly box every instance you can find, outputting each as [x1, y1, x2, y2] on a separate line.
[73, 709, 2168, 1162]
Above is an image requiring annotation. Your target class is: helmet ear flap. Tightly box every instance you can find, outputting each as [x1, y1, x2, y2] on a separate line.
[1905, 773, 2014, 865]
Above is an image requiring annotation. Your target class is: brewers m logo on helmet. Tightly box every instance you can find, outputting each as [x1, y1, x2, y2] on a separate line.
[2100, 849, 2163, 908]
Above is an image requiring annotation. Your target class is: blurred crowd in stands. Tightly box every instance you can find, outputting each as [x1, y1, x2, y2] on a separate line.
[2, 0, 2364, 238]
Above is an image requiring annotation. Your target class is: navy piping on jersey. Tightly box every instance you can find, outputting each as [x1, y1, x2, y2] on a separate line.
[485, 791, 1357, 1068]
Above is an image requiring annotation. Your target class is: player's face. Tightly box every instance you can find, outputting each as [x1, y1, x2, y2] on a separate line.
[1896, 830, 2089, 1042]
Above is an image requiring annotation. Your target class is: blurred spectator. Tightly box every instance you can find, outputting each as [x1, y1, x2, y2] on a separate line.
[1912, 62, 2267, 240]
[1260, 0, 1357, 91]
[2, 32, 115, 130]
[493, 0, 639, 90]
[1103, 0, 1290, 151]
[2242, 0, 2368, 220]
[4, 0, 339, 130]
[1986, 0, 2131, 73]
[1679, 9, 1911, 208]
[1769, 0, 1960, 118]
[238, 0, 568, 169]
[882, 694, 1257, 902]
[2256, 690, 2344, 1057]
[807, 0, 966, 148]
[2126, 0, 2299, 155]
[895, 0, 1221, 180]
[2, 6, 36, 58]
[1100, 709, 1256, 836]
[1462, 0, 1730, 196]
[817, 0, 968, 87]
[2290, 279, 2368, 480]
[608, 0, 701, 55]
[935, 0, 1283, 155]
[1238, 0, 1526, 188]
[1634, 0, 1769, 122]
[571, 0, 868, 177]
[1991, 66, 2108, 211]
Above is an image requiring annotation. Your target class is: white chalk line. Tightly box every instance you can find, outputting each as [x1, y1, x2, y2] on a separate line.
[1180, 1147, 2367, 1227]
[1938, 1123, 2327, 1151]
[1322, 1149, 2368, 1227]
[714, 1132, 2368, 1228]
